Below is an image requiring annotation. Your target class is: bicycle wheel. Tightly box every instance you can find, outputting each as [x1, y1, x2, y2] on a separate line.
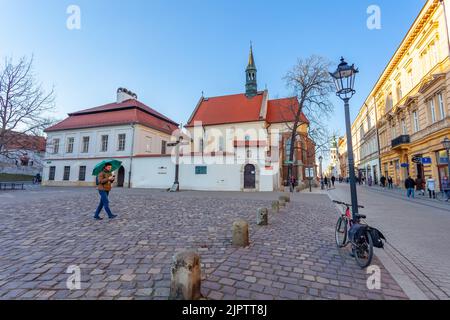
[354, 230, 374, 269]
[436, 192, 445, 202]
[335, 216, 347, 248]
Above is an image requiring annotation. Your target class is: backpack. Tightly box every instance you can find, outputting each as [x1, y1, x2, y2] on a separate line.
[369, 227, 386, 249]
[95, 175, 99, 186]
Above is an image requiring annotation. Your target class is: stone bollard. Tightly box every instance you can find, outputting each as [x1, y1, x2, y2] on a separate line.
[232, 220, 249, 247]
[283, 194, 291, 202]
[279, 199, 286, 208]
[256, 208, 269, 226]
[271, 201, 280, 213]
[169, 251, 202, 300]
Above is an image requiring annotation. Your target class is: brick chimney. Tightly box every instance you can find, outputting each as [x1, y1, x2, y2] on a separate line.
[117, 87, 138, 103]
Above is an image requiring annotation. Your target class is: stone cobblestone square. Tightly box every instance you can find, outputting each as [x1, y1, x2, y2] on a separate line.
[0, 187, 408, 300]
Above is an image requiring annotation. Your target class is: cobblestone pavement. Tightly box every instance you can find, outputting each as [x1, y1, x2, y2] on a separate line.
[0, 187, 407, 300]
[328, 184, 450, 300]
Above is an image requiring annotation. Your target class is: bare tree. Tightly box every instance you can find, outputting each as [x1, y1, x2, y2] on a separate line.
[281, 55, 336, 183]
[0, 56, 55, 161]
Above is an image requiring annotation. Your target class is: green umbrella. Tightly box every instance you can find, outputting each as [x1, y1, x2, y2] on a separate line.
[92, 159, 123, 176]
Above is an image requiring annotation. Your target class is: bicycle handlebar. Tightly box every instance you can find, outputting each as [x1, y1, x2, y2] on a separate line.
[332, 200, 365, 209]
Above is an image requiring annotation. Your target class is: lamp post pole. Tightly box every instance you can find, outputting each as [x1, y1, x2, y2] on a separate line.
[344, 98, 359, 217]
[330, 57, 360, 219]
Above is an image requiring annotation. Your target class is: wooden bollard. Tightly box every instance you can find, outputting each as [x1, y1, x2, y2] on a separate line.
[271, 201, 279, 213]
[169, 251, 202, 300]
[232, 220, 249, 247]
[257, 208, 269, 226]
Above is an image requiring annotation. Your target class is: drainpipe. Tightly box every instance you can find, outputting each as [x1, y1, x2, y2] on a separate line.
[373, 97, 383, 181]
[128, 123, 136, 188]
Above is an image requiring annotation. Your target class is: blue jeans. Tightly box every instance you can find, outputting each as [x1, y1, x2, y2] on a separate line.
[407, 188, 415, 198]
[94, 190, 114, 218]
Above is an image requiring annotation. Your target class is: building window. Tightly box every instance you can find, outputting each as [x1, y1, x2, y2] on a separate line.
[66, 137, 74, 154]
[385, 92, 393, 112]
[53, 138, 60, 154]
[82, 136, 89, 153]
[401, 118, 407, 135]
[391, 125, 397, 139]
[285, 139, 292, 160]
[79, 166, 86, 181]
[413, 111, 420, 133]
[438, 92, 446, 120]
[396, 82, 402, 102]
[118, 134, 126, 151]
[63, 166, 71, 181]
[101, 135, 109, 152]
[218, 136, 224, 152]
[49, 166, 56, 181]
[146, 136, 152, 153]
[407, 69, 413, 90]
[429, 98, 436, 124]
[161, 140, 167, 155]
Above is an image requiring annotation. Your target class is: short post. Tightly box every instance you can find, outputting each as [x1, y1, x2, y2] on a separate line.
[232, 220, 249, 247]
[169, 251, 202, 300]
[271, 201, 279, 213]
[279, 199, 286, 208]
[256, 208, 269, 226]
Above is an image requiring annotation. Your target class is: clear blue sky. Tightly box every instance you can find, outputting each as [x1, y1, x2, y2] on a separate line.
[1, 0, 425, 142]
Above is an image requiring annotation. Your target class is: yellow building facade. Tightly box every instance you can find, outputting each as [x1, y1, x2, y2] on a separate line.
[356, 0, 450, 190]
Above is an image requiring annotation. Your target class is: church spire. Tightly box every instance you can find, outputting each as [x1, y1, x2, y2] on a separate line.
[245, 43, 257, 97]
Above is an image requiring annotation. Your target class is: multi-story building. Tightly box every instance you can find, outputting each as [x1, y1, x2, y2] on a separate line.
[42, 47, 317, 192]
[350, 0, 450, 190]
[338, 136, 348, 178]
[43, 88, 179, 187]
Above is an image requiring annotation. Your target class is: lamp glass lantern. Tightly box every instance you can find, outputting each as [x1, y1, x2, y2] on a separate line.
[329, 57, 359, 100]
[443, 137, 450, 151]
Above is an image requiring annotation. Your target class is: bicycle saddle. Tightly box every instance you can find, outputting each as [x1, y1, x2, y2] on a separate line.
[354, 213, 366, 220]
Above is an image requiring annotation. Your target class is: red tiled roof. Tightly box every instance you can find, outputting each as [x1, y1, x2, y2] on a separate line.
[2, 131, 46, 152]
[266, 98, 309, 124]
[186, 92, 265, 127]
[45, 100, 179, 134]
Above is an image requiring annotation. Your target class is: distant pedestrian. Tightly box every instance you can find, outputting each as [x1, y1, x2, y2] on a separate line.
[324, 176, 329, 189]
[415, 175, 425, 196]
[380, 176, 386, 188]
[331, 176, 336, 187]
[442, 176, 450, 201]
[94, 163, 118, 220]
[368, 175, 373, 187]
[289, 175, 296, 193]
[405, 176, 416, 199]
[427, 176, 436, 199]
[387, 176, 393, 189]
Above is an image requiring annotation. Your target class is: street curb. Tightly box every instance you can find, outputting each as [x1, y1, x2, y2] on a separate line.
[322, 191, 429, 300]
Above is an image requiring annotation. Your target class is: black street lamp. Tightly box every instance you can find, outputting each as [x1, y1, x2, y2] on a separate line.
[330, 57, 360, 219]
[318, 155, 324, 190]
[443, 137, 450, 179]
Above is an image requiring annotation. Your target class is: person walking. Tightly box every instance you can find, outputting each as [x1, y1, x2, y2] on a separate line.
[415, 175, 425, 196]
[289, 175, 296, 193]
[331, 175, 336, 187]
[405, 176, 416, 199]
[442, 176, 450, 201]
[387, 176, 393, 189]
[427, 176, 436, 199]
[368, 175, 373, 187]
[380, 175, 386, 188]
[324, 176, 329, 190]
[94, 163, 118, 220]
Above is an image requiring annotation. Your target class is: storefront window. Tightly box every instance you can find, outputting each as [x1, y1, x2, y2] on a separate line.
[437, 150, 449, 165]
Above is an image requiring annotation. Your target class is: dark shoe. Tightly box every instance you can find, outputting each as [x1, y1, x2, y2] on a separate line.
[94, 216, 103, 220]
[108, 214, 117, 219]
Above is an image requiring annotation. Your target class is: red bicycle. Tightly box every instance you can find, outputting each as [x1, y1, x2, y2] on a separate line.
[333, 200, 374, 269]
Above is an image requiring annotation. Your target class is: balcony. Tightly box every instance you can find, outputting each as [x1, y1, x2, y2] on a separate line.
[391, 135, 410, 149]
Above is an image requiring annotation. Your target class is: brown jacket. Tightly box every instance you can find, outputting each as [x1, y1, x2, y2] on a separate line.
[97, 171, 113, 191]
